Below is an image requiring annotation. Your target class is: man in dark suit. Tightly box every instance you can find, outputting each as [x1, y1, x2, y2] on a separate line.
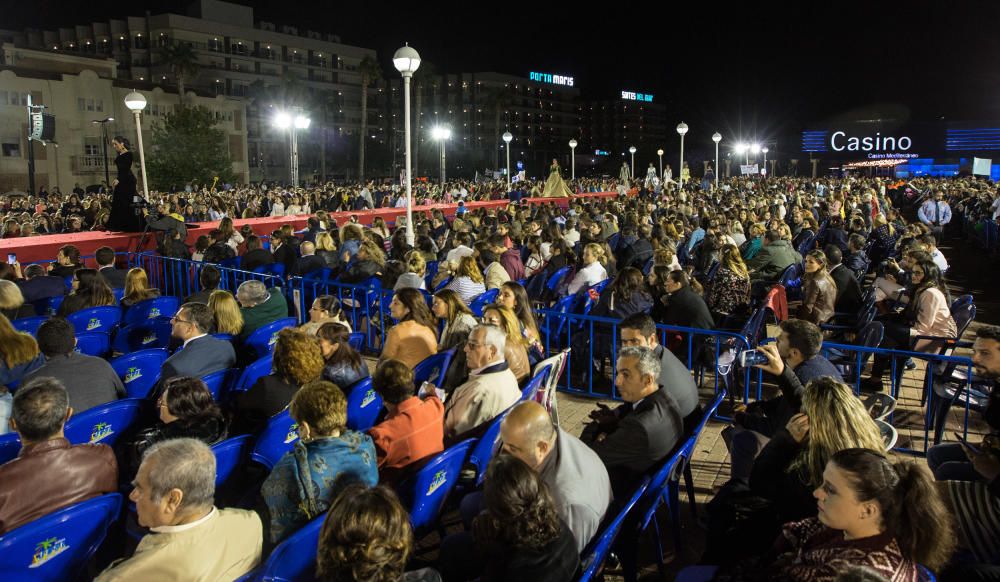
[95, 246, 127, 289]
[299, 217, 324, 245]
[240, 235, 274, 273]
[154, 302, 235, 398]
[16, 264, 66, 304]
[617, 224, 654, 270]
[582, 346, 683, 497]
[295, 241, 326, 276]
[184, 265, 222, 305]
[824, 245, 862, 315]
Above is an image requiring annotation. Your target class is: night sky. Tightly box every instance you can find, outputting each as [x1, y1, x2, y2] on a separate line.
[4, 0, 999, 156]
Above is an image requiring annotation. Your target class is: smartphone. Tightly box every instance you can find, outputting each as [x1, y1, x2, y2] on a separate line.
[954, 432, 981, 454]
[6, 253, 14, 265]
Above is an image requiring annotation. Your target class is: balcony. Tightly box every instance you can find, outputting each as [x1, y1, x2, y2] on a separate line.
[72, 155, 108, 174]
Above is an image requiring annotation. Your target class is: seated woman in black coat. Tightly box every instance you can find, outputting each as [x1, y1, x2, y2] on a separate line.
[58, 268, 116, 316]
[658, 270, 714, 330]
[127, 376, 227, 478]
[233, 329, 326, 434]
[590, 267, 653, 320]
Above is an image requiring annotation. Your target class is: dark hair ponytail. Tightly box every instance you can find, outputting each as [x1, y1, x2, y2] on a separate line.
[112, 136, 130, 149]
[831, 449, 955, 570]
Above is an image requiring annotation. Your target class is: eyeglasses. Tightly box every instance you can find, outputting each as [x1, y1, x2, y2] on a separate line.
[170, 315, 192, 324]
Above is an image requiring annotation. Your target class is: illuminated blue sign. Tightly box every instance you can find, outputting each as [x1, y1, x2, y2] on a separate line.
[594, 149, 610, 156]
[529, 71, 574, 87]
[621, 91, 653, 102]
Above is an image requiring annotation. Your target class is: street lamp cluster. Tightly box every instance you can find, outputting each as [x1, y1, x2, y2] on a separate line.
[272, 111, 310, 188]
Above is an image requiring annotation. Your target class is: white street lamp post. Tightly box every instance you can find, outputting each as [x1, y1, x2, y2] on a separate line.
[394, 44, 421, 246]
[432, 126, 451, 186]
[676, 122, 688, 189]
[712, 132, 722, 190]
[735, 142, 749, 165]
[503, 131, 513, 188]
[568, 139, 577, 180]
[273, 111, 310, 187]
[762, 146, 769, 177]
[124, 91, 149, 199]
[628, 146, 636, 180]
[656, 148, 664, 179]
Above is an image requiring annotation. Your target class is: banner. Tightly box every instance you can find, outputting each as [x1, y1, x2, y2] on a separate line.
[740, 164, 760, 175]
[973, 157, 992, 176]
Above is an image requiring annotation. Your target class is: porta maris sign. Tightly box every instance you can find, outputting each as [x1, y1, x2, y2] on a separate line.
[529, 71, 574, 87]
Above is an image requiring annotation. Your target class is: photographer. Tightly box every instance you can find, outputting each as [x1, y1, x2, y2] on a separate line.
[143, 202, 188, 241]
[724, 318, 842, 479]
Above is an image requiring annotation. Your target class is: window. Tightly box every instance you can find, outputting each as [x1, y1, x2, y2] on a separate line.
[117, 37, 129, 51]
[84, 137, 101, 156]
[208, 38, 223, 52]
[2, 142, 20, 157]
[78, 98, 86, 111]
[134, 35, 147, 49]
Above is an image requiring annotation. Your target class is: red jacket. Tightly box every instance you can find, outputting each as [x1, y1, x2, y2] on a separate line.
[368, 396, 444, 482]
[500, 248, 526, 281]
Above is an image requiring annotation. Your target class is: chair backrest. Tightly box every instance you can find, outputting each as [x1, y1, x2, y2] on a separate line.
[468, 288, 500, 317]
[396, 439, 475, 533]
[123, 296, 180, 327]
[545, 266, 572, 292]
[246, 317, 298, 359]
[253, 263, 286, 278]
[211, 435, 254, 488]
[347, 332, 364, 352]
[74, 332, 110, 359]
[533, 349, 569, 415]
[63, 398, 144, 447]
[0, 431, 22, 465]
[110, 348, 170, 399]
[520, 366, 550, 402]
[0, 493, 122, 582]
[200, 369, 233, 401]
[856, 321, 884, 350]
[578, 477, 651, 582]
[345, 377, 383, 432]
[111, 318, 174, 354]
[468, 409, 511, 487]
[412, 349, 456, 389]
[875, 419, 898, 450]
[302, 267, 332, 282]
[256, 513, 324, 582]
[251, 409, 299, 471]
[65, 306, 121, 335]
[33, 295, 64, 317]
[12, 316, 47, 336]
[950, 294, 973, 313]
[231, 355, 273, 395]
[952, 303, 976, 339]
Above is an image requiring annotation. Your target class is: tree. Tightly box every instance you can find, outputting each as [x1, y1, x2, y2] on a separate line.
[482, 86, 515, 170]
[147, 106, 235, 190]
[158, 41, 199, 106]
[358, 55, 383, 182]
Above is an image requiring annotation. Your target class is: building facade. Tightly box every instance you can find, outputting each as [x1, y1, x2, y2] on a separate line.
[581, 91, 669, 176]
[0, 43, 248, 193]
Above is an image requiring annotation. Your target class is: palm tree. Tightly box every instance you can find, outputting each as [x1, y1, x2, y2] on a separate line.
[482, 86, 516, 170]
[358, 55, 383, 182]
[159, 41, 199, 106]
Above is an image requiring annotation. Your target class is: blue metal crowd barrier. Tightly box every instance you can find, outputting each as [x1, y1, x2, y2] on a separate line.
[285, 276, 393, 355]
[132, 252, 282, 300]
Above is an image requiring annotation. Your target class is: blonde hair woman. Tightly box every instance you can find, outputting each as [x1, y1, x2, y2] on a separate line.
[315, 232, 339, 267]
[122, 267, 160, 308]
[445, 256, 486, 305]
[565, 243, 608, 295]
[394, 250, 427, 291]
[481, 305, 530, 381]
[208, 290, 244, 336]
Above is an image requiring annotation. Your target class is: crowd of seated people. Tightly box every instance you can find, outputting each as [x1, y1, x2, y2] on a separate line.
[0, 174, 996, 581]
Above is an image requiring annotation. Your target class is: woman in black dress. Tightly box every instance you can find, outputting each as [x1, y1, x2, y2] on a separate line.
[107, 136, 143, 232]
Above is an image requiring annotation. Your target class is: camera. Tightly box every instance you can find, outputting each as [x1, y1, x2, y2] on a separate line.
[739, 349, 769, 367]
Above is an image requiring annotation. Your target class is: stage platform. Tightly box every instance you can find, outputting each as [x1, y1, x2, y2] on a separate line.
[0, 192, 617, 264]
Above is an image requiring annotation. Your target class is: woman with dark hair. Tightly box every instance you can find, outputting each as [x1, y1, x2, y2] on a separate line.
[218, 216, 244, 251]
[317, 322, 369, 390]
[798, 250, 837, 325]
[446, 455, 577, 581]
[432, 289, 478, 350]
[497, 281, 543, 360]
[381, 287, 438, 369]
[318, 484, 440, 582]
[126, 376, 227, 477]
[591, 266, 653, 320]
[106, 135, 143, 232]
[261, 380, 378, 545]
[300, 295, 352, 335]
[58, 268, 116, 316]
[863, 258, 957, 391]
[706, 244, 751, 324]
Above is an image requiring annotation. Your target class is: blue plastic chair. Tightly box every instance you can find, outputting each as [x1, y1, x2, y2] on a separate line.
[33, 295, 64, 317]
[65, 306, 122, 335]
[63, 399, 144, 447]
[245, 317, 297, 359]
[211, 435, 253, 489]
[111, 318, 174, 354]
[110, 348, 169, 399]
[250, 409, 299, 471]
[74, 332, 110, 358]
[230, 355, 273, 397]
[12, 316, 48, 335]
[345, 377, 383, 432]
[467, 409, 511, 488]
[254, 513, 324, 582]
[112, 288, 125, 304]
[253, 264, 286, 279]
[468, 288, 499, 317]
[412, 349, 456, 390]
[0, 493, 122, 582]
[578, 477, 651, 582]
[123, 296, 180, 327]
[0, 432, 22, 465]
[545, 266, 573, 292]
[212, 333, 235, 342]
[347, 332, 365, 352]
[200, 369, 233, 401]
[396, 438, 475, 534]
[433, 276, 452, 292]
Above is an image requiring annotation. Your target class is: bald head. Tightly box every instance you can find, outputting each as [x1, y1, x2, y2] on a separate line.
[500, 401, 557, 470]
[301, 241, 315, 255]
